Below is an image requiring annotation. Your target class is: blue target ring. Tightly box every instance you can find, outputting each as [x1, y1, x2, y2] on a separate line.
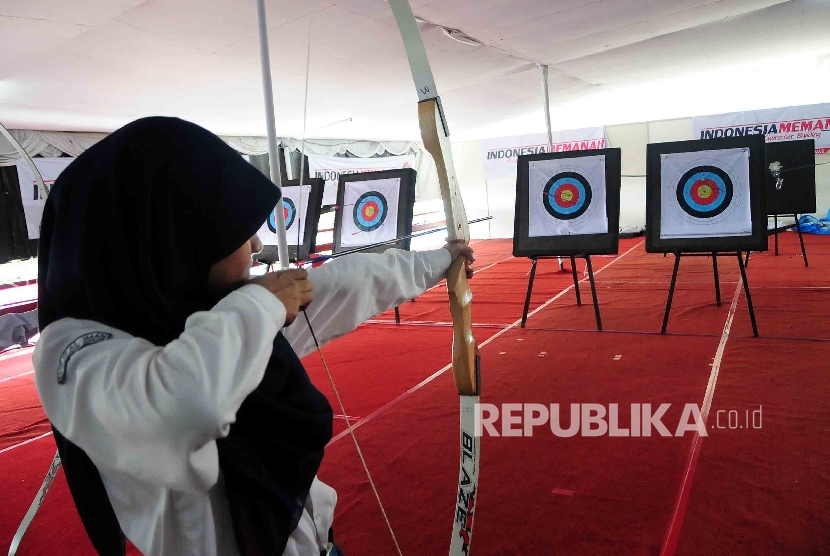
[676, 165, 733, 219]
[542, 172, 592, 220]
[267, 198, 296, 233]
[353, 191, 388, 232]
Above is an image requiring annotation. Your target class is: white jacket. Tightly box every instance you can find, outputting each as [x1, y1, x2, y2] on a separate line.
[34, 248, 452, 556]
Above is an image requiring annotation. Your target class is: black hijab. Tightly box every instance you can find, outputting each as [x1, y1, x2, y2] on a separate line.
[38, 117, 333, 555]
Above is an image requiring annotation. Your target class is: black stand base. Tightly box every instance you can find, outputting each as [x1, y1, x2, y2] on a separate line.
[745, 213, 808, 268]
[522, 255, 602, 330]
[661, 251, 758, 337]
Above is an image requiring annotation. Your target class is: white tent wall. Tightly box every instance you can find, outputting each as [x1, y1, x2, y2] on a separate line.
[453, 116, 830, 238]
[3, 114, 829, 243]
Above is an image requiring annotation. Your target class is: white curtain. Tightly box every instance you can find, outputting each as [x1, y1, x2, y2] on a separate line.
[0, 128, 443, 207]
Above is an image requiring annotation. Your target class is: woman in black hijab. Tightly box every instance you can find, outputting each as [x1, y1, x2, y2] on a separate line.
[33, 116, 474, 555]
[35, 116, 337, 555]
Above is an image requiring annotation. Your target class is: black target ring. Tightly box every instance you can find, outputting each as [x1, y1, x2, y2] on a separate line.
[676, 165, 733, 219]
[267, 198, 296, 233]
[353, 191, 388, 232]
[542, 172, 592, 220]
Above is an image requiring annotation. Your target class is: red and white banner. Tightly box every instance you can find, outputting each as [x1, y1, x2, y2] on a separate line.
[482, 127, 607, 181]
[307, 153, 416, 205]
[693, 103, 830, 154]
[16, 157, 75, 239]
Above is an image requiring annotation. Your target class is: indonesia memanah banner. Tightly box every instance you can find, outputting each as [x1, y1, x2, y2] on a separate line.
[693, 103, 830, 154]
[16, 157, 75, 239]
[307, 154, 416, 205]
[481, 127, 608, 181]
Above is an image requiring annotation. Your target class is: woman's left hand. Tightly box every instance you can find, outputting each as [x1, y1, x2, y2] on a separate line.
[443, 241, 476, 279]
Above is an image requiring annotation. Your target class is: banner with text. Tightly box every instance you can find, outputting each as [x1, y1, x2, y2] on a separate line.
[482, 127, 608, 181]
[693, 103, 830, 154]
[307, 153, 416, 205]
[16, 157, 75, 239]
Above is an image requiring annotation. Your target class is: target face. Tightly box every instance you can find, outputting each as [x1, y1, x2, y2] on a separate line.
[543, 172, 592, 220]
[267, 198, 297, 233]
[353, 191, 388, 232]
[676, 166, 733, 218]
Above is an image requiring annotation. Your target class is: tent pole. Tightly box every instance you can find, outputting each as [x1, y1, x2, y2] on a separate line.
[540, 64, 565, 272]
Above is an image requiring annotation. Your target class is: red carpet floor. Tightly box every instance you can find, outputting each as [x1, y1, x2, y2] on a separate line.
[1, 233, 829, 555]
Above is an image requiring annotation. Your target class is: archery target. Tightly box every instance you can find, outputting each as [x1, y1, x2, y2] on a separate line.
[340, 177, 401, 247]
[676, 166, 732, 219]
[267, 197, 297, 233]
[528, 155, 608, 237]
[660, 148, 751, 239]
[258, 185, 311, 246]
[543, 172, 592, 220]
[353, 191, 388, 232]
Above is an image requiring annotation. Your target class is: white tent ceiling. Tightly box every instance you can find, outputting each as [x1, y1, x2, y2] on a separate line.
[1, 0, 829, 141]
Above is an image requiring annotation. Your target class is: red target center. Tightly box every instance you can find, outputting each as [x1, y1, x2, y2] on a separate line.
[362, 201, 380, 220]
[691, 178, 718, 205]
[283, 206, 290, 219]
[554, 183, 580, 208]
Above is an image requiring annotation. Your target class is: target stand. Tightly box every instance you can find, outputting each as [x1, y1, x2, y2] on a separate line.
[744, 215, 808, 268]
[521, 255, 602, 330]
[745, 139, 816, 268]
[661, 251, 758, 337]
[646, 135, 767, 338]
[514, 148, 622, 330]
[334, 168, 417, 326]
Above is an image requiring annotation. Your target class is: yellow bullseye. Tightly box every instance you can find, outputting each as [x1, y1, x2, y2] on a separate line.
[560, 190, 574, 203]
[365, 206, 375, 217]
[697, 184, 713, 199]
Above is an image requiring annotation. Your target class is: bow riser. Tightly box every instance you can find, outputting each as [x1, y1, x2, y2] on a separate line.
[418, 100, 469, 242]
[418, 99, 478, 396]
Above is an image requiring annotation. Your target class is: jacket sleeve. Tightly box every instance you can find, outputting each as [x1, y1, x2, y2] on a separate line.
[33, 284, 286, 493]
[283, 247, 452, 358]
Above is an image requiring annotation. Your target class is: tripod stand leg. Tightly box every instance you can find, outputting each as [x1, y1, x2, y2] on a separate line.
[774, 215, 779, 255]
[794, 214, 808, 267]
[713, 253, 721, 307]
[662, 253, 681, 335]
[521, 258, 539, 328]
[737, 251, 758, 338]
[570, 255, 582, 306]
[585, 256, 602, 331]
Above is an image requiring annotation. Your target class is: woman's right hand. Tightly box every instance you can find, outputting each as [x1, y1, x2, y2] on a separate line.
[250, 268, 314, 325]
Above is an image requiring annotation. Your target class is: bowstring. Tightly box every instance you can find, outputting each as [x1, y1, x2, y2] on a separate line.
[296, 15, 402, 556]
[302, 311, 404, 556]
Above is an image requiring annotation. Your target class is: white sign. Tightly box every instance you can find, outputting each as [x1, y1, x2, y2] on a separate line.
[693, 103, 830, 154]
[482, 127, 608, 181]
[528, 155, 608, 237]
[307, 154, 416, 205]
[15, 157, 75, 239]
[660, 148, 752, 239]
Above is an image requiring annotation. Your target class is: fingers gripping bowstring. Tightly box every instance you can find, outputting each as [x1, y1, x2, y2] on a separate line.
[302, 311, 404, 555]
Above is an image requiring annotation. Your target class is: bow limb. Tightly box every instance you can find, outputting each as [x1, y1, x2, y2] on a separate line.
[1, 122, 60, 556]
[388, 2, 481, 554]
[0, 122, 48, 205]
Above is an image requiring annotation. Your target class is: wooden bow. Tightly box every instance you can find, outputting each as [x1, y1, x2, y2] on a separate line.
[387, 1, 482, 553]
